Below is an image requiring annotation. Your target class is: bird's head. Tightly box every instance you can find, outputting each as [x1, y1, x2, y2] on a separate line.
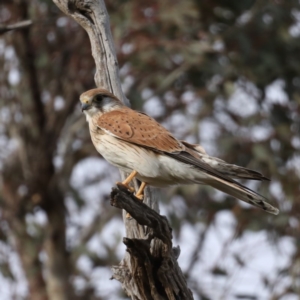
[79, 88, 124, 121]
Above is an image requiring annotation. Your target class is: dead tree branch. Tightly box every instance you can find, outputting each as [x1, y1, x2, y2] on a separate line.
[111, 185, 193, 299]
[0, 20, 32, 34]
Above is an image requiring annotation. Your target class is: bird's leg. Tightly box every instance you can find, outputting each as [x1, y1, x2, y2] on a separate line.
[123, 170, 138, 186]
[126, 182, 147, 219]
[116, 170, 137, 192]
[135, 182, 147, 200]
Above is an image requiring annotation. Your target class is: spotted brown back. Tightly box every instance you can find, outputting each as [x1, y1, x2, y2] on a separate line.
[97, 108, 183, 153]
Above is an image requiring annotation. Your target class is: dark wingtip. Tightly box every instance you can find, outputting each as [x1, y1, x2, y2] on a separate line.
[268, 206, 279, 215]
[262, 176, 271, 181]
[261, 200, 279, 215]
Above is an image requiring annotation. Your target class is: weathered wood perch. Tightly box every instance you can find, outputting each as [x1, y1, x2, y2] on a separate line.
[110, 185, 193, 300]
[52, 0, 194, 299]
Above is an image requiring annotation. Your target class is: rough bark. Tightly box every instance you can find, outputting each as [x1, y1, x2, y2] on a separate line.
[52, 0, 193, 299]
[111, 185, 193, 300]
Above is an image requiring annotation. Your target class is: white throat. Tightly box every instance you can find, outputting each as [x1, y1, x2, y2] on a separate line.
[84, 106, 99, 123]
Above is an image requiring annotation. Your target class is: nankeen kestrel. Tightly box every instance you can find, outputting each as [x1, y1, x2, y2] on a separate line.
[80, 88, 279, 215]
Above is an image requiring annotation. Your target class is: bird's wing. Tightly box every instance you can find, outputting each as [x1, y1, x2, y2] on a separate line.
[97, 109, 279, 215]
[97, 109, 235, 184]
[97, 108, 184, 152]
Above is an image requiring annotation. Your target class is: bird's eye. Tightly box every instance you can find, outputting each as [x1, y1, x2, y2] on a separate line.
[94, 94, 103, 102]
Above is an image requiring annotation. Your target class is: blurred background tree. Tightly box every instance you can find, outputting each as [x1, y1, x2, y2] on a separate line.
[0, 0, 299, 299]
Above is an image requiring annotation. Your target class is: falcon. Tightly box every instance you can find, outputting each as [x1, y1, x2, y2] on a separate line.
[80, 88, 279, 215]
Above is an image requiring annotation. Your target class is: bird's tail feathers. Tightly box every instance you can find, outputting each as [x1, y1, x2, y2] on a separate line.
[202, 176, 279, 215]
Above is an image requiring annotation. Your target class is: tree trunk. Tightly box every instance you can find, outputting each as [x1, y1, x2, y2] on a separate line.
[52, 0, 194, 299]
[1, 2, 74, 299]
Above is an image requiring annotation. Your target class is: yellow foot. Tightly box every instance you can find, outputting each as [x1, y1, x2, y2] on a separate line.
[126, 182, 147, 219]
[116, 182, 135, 192]
[135, 194, 144, 200]
[117, 170, 138, 193]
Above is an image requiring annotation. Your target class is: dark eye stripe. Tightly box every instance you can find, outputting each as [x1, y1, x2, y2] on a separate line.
[94, 94, 103, 102]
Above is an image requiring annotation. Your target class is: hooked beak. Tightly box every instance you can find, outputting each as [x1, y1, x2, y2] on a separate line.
[81, 103, 91, 112]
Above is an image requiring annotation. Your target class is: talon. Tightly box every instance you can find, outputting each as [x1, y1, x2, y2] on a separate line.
[116, 170, 138, 193]
[125, 182, 147, 219]
[135, 193, 144, 200]
[116, 182, 135, 192]
[126, 212, 132, 219]
[128, 186, 135, 192]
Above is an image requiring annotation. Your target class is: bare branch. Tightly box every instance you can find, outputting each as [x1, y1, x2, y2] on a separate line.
[111, 185, 172, 247]
[0, 20, 32, 34]
[53, 0, 128, 104]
